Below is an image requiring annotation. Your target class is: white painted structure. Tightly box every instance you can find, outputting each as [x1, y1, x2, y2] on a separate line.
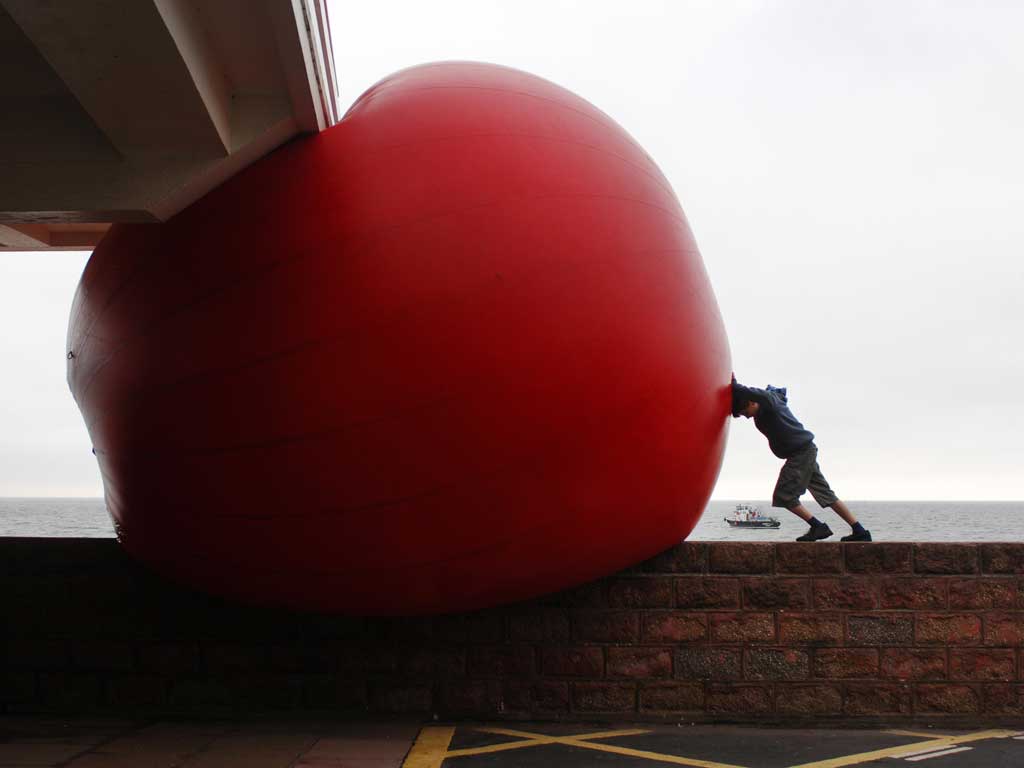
[0, 0, 339, 250]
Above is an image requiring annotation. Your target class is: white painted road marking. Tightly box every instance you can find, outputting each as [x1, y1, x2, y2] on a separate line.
[895, 745, 968, 759]
[904, 746, 973, 762]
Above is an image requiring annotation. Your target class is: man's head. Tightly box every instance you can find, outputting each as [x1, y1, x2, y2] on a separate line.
[731, 394, 760, 419]
[737, 401, 760, 418]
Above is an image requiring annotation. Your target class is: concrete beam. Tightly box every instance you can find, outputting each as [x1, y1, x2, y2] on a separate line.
[2, 0, 229, 160]
[0, 0, 338, 242]
[0, 223, 109, 250]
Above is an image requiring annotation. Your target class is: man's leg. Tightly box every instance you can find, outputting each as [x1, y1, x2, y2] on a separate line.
[808, 463, 872, 541]
[830, 499, 858, 527]
[786, 503, 814, 522]
[773, 448, 833, 541]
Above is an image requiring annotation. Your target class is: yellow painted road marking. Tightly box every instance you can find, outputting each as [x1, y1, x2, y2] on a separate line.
[554, 736, 751, 768]
[883, 730, 954, 740]
[478, 727, 653, 741]
[453, 726, 747, 768]
[787, 729, 1021, 768]
[433, 725, 1021, 768]
[447, 728, 651, 758]
[403, 726, 456, 768]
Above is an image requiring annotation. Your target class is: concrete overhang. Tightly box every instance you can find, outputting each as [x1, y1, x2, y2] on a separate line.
[0, 0, 338, 250]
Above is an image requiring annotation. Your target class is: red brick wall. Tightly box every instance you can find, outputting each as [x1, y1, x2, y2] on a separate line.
[2, 539, 1022, 723]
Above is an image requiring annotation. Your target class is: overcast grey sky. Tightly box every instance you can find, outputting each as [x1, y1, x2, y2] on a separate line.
[2, 1, 1022, 500]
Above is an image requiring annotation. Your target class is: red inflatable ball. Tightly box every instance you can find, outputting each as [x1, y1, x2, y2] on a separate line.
[67, 62, 731, 615]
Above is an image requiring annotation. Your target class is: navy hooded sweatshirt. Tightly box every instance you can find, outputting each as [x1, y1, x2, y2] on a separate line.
[733, 382, 814, 459]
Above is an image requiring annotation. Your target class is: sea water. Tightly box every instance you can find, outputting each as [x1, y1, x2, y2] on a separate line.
[0, 497, 1021, 542]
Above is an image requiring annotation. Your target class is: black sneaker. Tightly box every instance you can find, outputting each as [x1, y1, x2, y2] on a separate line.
[796, 523, 833, 542]
[841, 529, 873, 542]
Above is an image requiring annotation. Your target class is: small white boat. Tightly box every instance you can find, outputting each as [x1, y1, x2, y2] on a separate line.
[724, 503, 781, 529]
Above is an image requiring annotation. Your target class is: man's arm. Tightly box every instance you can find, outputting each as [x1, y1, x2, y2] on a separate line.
[731, 376, 775, 411]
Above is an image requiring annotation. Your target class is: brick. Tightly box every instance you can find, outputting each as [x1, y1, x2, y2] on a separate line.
[0, 538, 123, 576]
[167, 678, 234, 711]
[675, 648, 741, 680]
[709, 613, 775, 644]
[742, 578, 810, 610]
[508, 611, 570, 642]
[572, 682, 635, 712]
[466, 613, 506, 642]
[916, 613, 981, 645]
[0, 670, 36, 705]
[268, 643, 336, 673]
[980, 543, 1024, 574]
[232, 674, 306, 710]
[708, 543, 773, 574]
[983, 612, 1024, 645]
[440, 680, 496, 714]
[813, 578, 877, 610]
[573, 611, 639, 643]
[104, 674, 167, 707]
[430, 648, 467, 678]
[377, 647, 455, 680]
[468, 646, 536, 678]
[376, 616, 435, 643]
[844, 683, 912, 714]
[880, 578, 946, 609]
[639, 682, 703, 711]
[365, 647, 399, 675]
[845, 543, 912, 573]
[642, 612, 707, 643]
[544, 581, 607, 609]
[203, 643, 267, 673]
[532, 681, 571, 711]
[608, 577, 674, 608]
[775, 684, 842, 715]
[706, 684, 771, 713]
[981, 683, 1024, 715]
[3, 637, 69, 670]
[541, 647, 603, 677]
[389, 651, 450, 679]
[432, 615, 469, 643]
[848, 614, 913, 645]
[949, 579, 1016, 609]
[775, 543, 843, 574]
[641, 543, 707, 573]
[337, 648, 370, 676]
[880, 649, 946, 680]
[301, 614, 366, 641]
[303, 677, 369, 710]
[37, 672, 102, 711]
[745, 648, 809, 680]
[915, 544, 978, 574]
[675, 577, 740, 609]
[916, 684, 980, 713]
[950, 649, 1016, 681]
[607, 647, 672, 678]
[500, 680, 569, 712]
[813, 649, 878, 679]
[779, 614, 843, 646]
[368, 683, 433, 713]
[71, 641, 135, 671]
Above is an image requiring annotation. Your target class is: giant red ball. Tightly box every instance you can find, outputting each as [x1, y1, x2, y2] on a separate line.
[67, 62, 731, 614]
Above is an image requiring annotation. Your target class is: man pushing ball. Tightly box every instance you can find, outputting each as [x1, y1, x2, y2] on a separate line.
[731, 375, 872, 542]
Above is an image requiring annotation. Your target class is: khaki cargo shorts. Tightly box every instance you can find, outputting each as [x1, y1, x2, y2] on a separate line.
[772, 442, 839, 510]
